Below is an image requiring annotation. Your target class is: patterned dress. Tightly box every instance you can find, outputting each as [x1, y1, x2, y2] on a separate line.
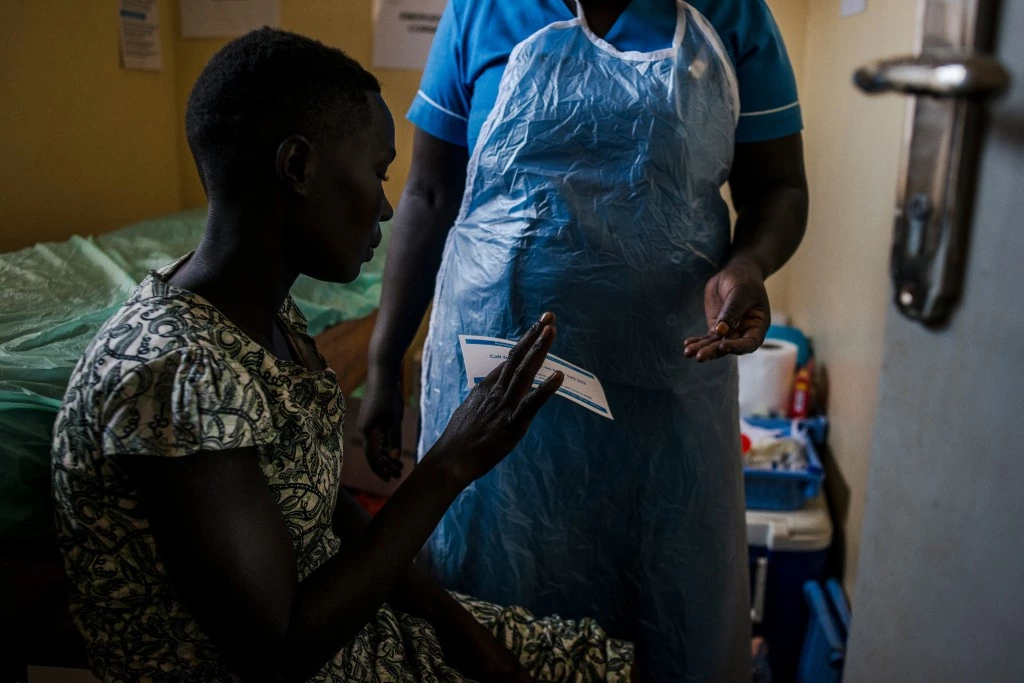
[51, 259, 633, 682]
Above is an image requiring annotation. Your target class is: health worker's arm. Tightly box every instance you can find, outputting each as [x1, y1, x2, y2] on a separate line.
[685, 133, 809, 361]
[728, 133, 809, 283]
[359, 130, 468, 479]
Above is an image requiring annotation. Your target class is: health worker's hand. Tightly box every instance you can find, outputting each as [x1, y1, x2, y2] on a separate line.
[684, 257, 771, 362]
[359, 364, 406, 482]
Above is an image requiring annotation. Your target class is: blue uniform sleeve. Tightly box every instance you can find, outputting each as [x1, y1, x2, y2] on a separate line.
[407, 0, 471, 147]
[732, 1, 802, 143]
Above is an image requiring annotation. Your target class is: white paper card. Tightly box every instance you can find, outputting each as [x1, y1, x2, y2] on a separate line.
[180, 0, 279, 38]
[372, 0, 445, 71]
[841, 0, 867, 17]
[119, 0, 163, 72]
[459, 336, 614, 420]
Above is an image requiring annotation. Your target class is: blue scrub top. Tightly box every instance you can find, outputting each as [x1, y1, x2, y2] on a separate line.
[409, 0, 803, 151]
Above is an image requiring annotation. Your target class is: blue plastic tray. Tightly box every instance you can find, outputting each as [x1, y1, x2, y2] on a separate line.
[747, 416, 829, 447]
[744, 422, 825, 511]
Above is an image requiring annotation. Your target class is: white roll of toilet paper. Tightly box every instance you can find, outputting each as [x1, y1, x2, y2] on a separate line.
[737, 339, 799, 417]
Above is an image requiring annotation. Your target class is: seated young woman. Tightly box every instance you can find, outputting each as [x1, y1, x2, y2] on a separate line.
[51, 28, 633, 683]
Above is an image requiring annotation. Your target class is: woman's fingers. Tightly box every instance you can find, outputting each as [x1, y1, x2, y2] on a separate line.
[497, 312, 554, 388]
[511, 371, 564, 425]
[505, 324, 557, 405]
[481, 362, 505, 387]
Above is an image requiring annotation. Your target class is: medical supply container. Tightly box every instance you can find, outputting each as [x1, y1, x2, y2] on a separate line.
[748, 491, 833, 683]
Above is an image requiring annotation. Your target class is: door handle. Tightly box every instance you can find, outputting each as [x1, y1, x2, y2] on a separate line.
[855, 51, 1009, 99]
[852, 0, 1010, 326]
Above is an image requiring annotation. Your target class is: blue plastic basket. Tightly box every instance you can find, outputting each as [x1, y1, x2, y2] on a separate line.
[744, 423, 825, 511]
[796, 580, 850, 683]
[747, 416, 829, 447]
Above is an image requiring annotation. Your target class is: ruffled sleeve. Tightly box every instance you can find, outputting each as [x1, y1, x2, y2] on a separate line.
[100, 346, 277, 457]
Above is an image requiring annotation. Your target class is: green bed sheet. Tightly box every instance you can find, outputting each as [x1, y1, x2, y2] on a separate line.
[0, 208, 389, 537]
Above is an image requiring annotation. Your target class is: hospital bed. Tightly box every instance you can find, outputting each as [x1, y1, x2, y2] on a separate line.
[0, 209, 391, 674]
[0, 208, 391, 539]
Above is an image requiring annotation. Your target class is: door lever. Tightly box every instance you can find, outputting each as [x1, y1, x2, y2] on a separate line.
[853, 0, 1010, 326]
[855, 51, 1009, 99]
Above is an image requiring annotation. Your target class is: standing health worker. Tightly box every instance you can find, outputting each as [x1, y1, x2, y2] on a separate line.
[360, 0, 808, 679]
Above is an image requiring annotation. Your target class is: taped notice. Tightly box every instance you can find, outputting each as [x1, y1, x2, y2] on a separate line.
[372, 0, 445, 71]
[119, 0, 163, 71]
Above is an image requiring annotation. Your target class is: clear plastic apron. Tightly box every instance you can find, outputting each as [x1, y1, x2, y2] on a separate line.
[419, 3, 750, 679]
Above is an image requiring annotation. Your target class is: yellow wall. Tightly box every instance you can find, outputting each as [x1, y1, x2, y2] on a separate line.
[177, 1, 810, 211]
[784, 0, 917, 595]
[760, 0, 810, 309]
[0, 0, 182, 253]
[1, 0, 810, 257]
[0, 0, 907, 596]
[0, 0, 422, 253]
[767, 0, 809, 113]
[175, 0, 422, 210]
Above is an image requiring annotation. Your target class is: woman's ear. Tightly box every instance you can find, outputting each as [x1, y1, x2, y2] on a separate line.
[276, 135, 315, 196]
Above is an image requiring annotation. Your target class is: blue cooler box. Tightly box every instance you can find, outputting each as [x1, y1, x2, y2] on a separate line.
[748, 492, 833, 683]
